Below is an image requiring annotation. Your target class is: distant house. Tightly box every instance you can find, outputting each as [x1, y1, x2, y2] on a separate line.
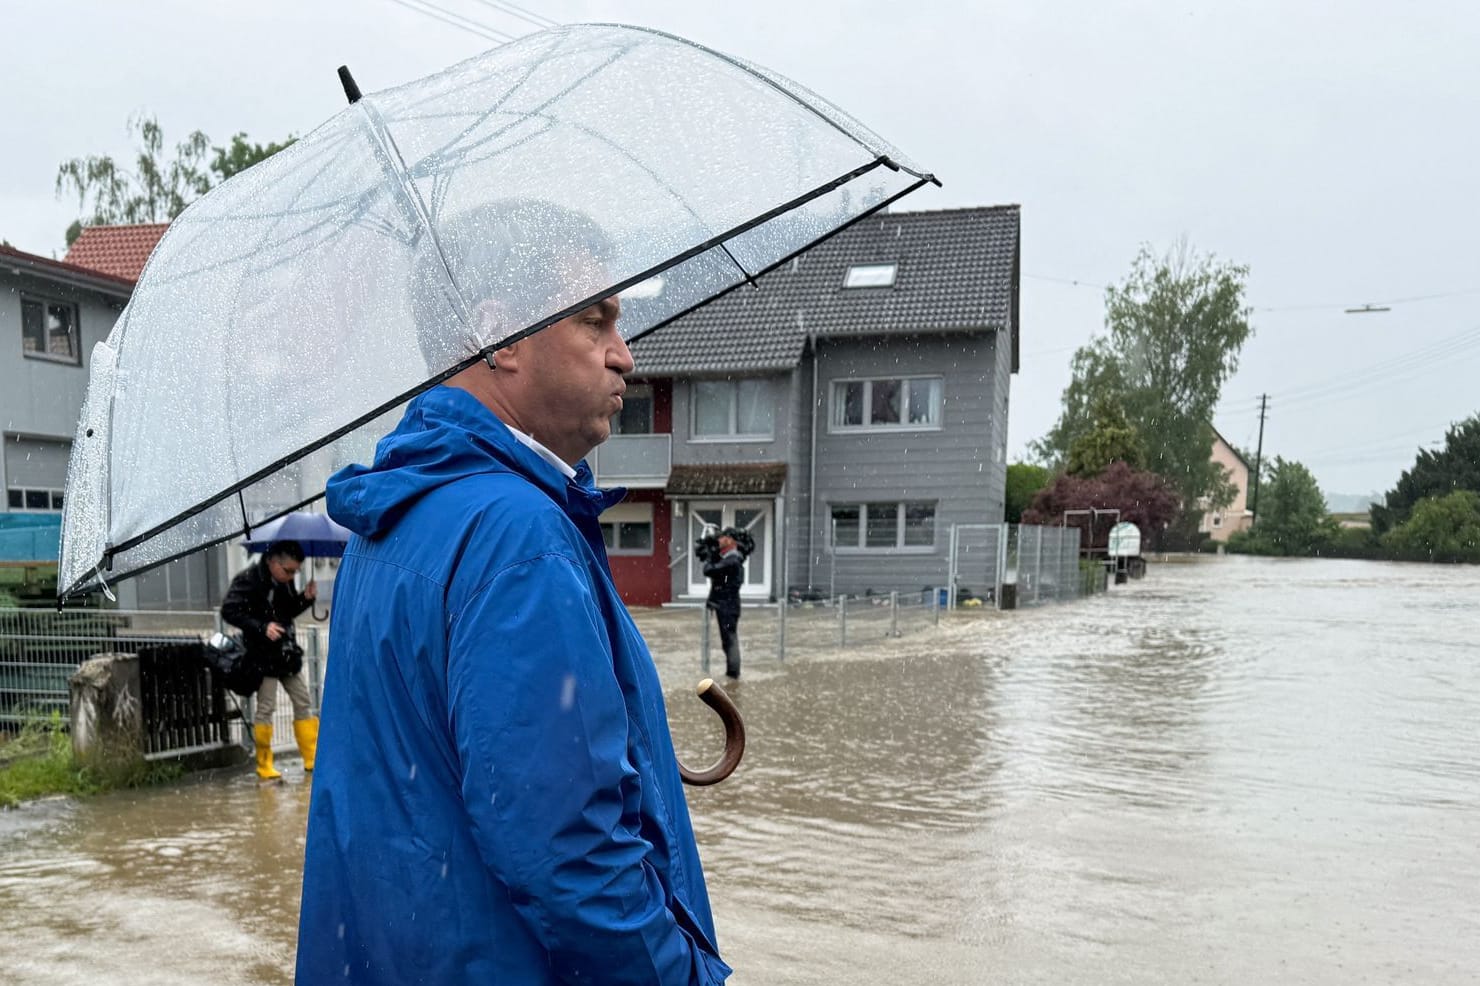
[601, 205, 1021, 605]
[1200, 427, 1254, 541]
[1, 227, 228, 609]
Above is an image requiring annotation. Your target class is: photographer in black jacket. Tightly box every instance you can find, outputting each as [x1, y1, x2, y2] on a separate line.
[221, 540, 318, 780]
[700, 526, 750, 680]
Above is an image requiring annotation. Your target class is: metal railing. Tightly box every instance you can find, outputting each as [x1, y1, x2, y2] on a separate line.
[0, 607, 326, 761]
[590, 434, 672, 487]
[693, 588, 945, 671]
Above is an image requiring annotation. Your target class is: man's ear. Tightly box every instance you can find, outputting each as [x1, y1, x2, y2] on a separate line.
[490, 335, 525, 372]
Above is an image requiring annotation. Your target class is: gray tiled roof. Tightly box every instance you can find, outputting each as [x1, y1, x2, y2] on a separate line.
[630, 205, 1020, 377]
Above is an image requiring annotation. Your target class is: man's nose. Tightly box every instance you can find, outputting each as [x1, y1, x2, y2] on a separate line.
[609, 333, 636, 375]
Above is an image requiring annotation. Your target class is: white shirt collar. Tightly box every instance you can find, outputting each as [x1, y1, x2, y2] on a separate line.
[506, 425, 577, 480]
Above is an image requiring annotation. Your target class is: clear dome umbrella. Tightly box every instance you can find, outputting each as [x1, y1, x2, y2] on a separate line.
[59, 22, 936, 600]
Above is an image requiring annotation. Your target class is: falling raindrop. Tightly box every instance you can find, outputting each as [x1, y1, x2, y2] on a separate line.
[560, 673, 577, 710]
[408, 763, 418, 781]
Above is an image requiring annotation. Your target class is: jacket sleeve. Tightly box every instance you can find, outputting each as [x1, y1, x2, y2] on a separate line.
[447, 552, 726, 985]
[701, 553, 739, 579]
[286, 587, 313, 620]
[220, 572, 265, 636]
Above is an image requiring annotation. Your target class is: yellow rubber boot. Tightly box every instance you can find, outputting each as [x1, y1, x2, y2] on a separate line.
[293, 717, 320, 772]
[253, 723, 281, 780]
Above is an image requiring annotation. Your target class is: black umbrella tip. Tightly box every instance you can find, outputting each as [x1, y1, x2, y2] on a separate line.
[338, 65, 363, 104]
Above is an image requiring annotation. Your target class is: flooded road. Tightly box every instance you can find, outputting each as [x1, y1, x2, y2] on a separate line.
[3, 556, 1478, 984]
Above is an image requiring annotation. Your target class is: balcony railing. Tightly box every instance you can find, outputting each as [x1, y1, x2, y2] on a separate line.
[591, 434, 671, 488]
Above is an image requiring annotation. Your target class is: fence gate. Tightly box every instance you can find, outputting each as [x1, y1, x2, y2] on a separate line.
[947, 524, 1006, 609]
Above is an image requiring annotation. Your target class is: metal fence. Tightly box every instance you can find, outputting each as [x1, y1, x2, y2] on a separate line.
[0, 608, 326, 759]
[1011, 524, 1086, 606]
[642, 589, 947, 674]
[946, 523, 1107, 610]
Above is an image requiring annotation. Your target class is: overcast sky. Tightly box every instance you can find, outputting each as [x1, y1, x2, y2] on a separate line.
[4, 1, 1477, 499]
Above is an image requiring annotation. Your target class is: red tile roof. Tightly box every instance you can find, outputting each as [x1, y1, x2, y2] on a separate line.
[63, 223, 169, 281]
[0, 243, 136, 291]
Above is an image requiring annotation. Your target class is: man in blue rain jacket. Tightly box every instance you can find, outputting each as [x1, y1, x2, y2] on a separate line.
[296, 281, 730, 983]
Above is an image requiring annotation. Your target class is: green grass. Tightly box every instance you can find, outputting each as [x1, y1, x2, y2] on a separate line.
[0, 714, 182, 809]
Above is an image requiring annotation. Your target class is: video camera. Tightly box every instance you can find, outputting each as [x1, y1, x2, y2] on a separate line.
[693, 525, 755, 565]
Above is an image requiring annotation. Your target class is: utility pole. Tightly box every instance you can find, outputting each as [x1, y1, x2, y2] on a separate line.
[1250, 394, 1269, 523]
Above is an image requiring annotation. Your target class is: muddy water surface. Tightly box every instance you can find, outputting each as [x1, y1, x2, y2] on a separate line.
[3, 556, 1477, 984]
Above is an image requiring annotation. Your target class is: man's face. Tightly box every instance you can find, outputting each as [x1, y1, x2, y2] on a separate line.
[718, 535, 736, 553]
[267, 555, 301, 584]
[520, 296, 633, 463]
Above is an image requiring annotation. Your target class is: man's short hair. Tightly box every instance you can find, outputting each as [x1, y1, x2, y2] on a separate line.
[410, 199, 615, 373]
[267, 540, 306, 564]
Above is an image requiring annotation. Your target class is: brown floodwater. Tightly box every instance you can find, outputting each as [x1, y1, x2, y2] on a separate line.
[2, 555, 1477, 984]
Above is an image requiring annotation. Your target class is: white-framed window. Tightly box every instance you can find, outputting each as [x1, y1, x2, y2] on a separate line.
[7, 487, 65, 513]
[1211, 513, 1223, 529]
[692, 378, 774, 440]
[830, 376, 942, 431]
[843, 263, 897, 288]
[830, 501, 935, 550]
[598, 502, 654, 555]
[611, 383, 654, 435]
[20, 296, 81, 364]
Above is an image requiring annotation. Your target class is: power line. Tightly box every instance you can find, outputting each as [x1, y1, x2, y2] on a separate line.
[1025, 269, 1480, 314]
[384, 0, 517, 43]
[1271, 325, 1480, 409]
[466, 0, 560, 28]
[1255, 287, 1480, 313]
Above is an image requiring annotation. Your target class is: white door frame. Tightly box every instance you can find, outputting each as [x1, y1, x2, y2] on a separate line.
[684, 499, 772, 598]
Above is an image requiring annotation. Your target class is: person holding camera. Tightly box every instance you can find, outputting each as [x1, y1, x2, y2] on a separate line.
[703, 528, 748, 680]
[221, 539, 319, 780]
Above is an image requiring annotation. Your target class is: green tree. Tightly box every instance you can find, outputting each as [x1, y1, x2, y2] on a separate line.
[1230, 457, 1336, 555]
[1380, 490, 1480, 563]
[1005, 463, 1053, 524]
[55, 115, 294, 246]
[1370, 415, 1480, 534]
[209, 132, 297, 182]
[1065, 395, 1147, 477]
[1035, 241, 1252, 517]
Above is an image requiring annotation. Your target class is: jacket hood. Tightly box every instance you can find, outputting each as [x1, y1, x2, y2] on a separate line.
[326, 386, 621, 539]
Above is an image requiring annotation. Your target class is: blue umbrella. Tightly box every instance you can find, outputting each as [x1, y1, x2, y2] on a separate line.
[242, 511, 352, 558]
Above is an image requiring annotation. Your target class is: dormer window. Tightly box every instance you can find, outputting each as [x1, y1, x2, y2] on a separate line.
[843, 263, 897, 288]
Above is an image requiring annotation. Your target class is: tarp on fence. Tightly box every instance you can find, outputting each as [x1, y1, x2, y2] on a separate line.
[0, 514, 61, 563]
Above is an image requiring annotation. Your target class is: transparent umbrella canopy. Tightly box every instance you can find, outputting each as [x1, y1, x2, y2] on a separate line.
[59, 22, 936, 599]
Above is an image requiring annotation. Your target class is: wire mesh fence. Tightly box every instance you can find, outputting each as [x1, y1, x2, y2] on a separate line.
[947, 523, 1109, 610]
[0, 607, 326, 758]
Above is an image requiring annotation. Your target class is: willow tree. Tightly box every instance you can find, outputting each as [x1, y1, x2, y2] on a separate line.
[56, 115, 294, 246]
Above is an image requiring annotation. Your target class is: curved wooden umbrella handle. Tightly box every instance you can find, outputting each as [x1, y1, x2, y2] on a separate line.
[678, 678, 746, 786]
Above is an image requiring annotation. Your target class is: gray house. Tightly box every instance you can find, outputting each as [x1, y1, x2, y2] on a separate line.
[597, 205, 1021, 605]
[1, 245, 130, 534]
[1, 234, 230, 609]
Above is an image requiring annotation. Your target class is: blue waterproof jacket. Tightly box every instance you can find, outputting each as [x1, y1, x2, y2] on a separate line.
[296, 386, 730, 985]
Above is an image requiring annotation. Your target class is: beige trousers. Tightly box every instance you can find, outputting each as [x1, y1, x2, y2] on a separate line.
[253, 672, 313, 726]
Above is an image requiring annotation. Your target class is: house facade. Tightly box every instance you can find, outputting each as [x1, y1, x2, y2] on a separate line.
[593, 206, 1021, 605]
[1200, 427, 1255, 542]
[1, 227, 234, 609]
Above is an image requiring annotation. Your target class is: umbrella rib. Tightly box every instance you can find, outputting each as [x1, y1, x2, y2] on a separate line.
[359, 99, 474, 330]
[408, 33, 630, 171]
[719, 243, 758, 289]
[623, 174, 936, 350]
[590, 23, 935, 182]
